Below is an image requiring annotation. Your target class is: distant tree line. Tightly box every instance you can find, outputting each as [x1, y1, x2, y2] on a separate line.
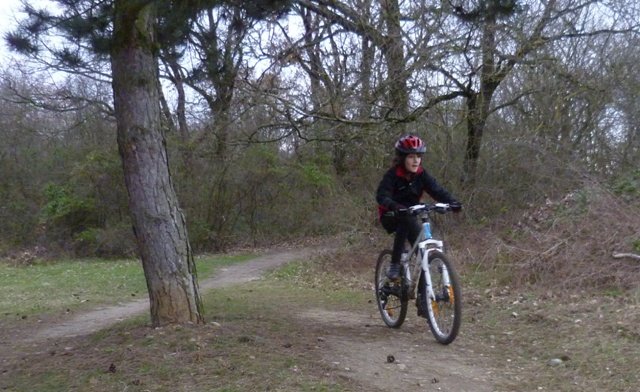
[2, 0, 637, 257]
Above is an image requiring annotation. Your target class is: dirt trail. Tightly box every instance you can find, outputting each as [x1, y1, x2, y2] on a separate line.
[4, 247, 496, 391]
[298, 308, 494, 392]
[29, 249, 312, 341]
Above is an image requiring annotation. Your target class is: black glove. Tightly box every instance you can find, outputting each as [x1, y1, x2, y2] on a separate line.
[391, 203, 407, 212]
[388, 203, 408, 216]
[449, 201, 462, 212]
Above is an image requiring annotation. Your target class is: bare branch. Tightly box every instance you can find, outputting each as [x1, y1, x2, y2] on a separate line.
[296, 0, 386, 46]
[612, 253, 640, 261]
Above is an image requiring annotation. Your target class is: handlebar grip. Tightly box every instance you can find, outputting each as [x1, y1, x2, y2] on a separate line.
[396, 208, 410, 216]
[434, 205, 449, 214]
[449, 202, 462, 212]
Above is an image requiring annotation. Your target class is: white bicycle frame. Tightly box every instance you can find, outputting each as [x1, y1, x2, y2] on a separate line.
[419, 238, 449, 303]
[402, 206, 451, 303]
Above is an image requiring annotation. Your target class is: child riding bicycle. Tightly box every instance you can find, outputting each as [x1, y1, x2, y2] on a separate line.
[376, 134, 462, 280]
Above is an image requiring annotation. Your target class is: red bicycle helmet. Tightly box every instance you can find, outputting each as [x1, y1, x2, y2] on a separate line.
[395, 134, 426, 154]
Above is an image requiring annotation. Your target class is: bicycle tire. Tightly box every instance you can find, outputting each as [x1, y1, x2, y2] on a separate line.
[375, 250, 407, 328]
[418, 250, 461, 344]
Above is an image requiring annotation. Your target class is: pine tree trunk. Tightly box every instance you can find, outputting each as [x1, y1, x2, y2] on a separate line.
[111, 0, 204, 326]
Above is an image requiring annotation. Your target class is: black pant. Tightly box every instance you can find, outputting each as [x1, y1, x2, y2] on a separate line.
[380, 214, 422, 264]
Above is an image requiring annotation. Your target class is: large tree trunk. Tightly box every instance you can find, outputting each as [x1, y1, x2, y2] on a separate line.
[462, 13, 498, 186]
[462, 93, 489, 186]
[380, 0, 408, 127]
[111, 0, 204, 326]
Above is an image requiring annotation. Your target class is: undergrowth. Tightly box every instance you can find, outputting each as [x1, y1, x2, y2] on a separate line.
[459, 183, 640, 292]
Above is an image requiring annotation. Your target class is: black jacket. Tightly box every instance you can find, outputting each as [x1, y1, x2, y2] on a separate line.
[376, 165, 457, 216]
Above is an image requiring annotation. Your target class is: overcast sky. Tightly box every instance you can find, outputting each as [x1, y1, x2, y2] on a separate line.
[0, 0, 24, 64]
[0, 0, 58, 64]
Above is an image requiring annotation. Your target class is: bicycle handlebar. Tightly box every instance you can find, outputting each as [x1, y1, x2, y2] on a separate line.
[388, 202, 462, 217]
[409, 202, 459, 214]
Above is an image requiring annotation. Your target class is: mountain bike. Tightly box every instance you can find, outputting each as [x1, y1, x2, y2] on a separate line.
[375, 203, 462, 344]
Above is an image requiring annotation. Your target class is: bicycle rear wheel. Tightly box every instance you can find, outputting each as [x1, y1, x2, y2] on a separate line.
[419, 250, 461, 344]
[375, 250, 407, 328]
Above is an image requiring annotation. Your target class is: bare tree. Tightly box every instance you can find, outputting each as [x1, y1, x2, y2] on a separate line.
[436, 0, 639, 184]
[295, 0, 413, 122]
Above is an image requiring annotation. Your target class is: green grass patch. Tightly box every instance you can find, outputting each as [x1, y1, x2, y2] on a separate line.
[2, 261, 362, 392]
[0, 253, 254, 316]
[267, 259, 370, 307]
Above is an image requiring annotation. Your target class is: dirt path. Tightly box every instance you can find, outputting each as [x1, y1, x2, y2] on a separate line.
[298, 308, 495, 392]
[4, 247, 496, 391]
[28, 248, 313, 341]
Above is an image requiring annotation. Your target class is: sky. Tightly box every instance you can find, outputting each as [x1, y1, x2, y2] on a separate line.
[0, 0, 57, 65]
[0, 0, 26, 64]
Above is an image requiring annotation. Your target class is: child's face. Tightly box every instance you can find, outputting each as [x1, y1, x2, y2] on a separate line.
[404, 154, 422, 173]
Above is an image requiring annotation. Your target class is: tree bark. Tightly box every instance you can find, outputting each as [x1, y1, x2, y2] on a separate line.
[380, 0, 408, 125]
[462, 12, 499, 186]
[111, 0, 204, 326]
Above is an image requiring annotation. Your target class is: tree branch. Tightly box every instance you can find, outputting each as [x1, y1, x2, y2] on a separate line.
[612, 252, 640, 261]
[295, 0, 386, 46]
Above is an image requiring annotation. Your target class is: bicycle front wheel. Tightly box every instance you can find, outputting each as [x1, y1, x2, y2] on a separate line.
[419, 250, 461, 344]
[375, 250, 407, 328]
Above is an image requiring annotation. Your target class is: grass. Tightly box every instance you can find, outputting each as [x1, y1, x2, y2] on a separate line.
[0, 253, 254, 317]
[2, 265, 367, 392]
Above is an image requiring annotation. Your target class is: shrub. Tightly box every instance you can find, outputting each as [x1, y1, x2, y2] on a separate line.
[40, 183, 100, 252]
[72, 225, 136, 258]
[613, 169, 640, 203]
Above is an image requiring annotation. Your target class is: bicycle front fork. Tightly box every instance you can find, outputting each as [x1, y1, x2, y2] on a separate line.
[424, 261, 452, 302]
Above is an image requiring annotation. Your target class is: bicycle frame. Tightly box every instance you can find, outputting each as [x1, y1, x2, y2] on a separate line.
[402, 216, 449, 303]
[376, 201, 462, 343]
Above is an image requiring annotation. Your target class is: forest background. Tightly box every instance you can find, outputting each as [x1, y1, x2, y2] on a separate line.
[0, 0, 639, 292]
